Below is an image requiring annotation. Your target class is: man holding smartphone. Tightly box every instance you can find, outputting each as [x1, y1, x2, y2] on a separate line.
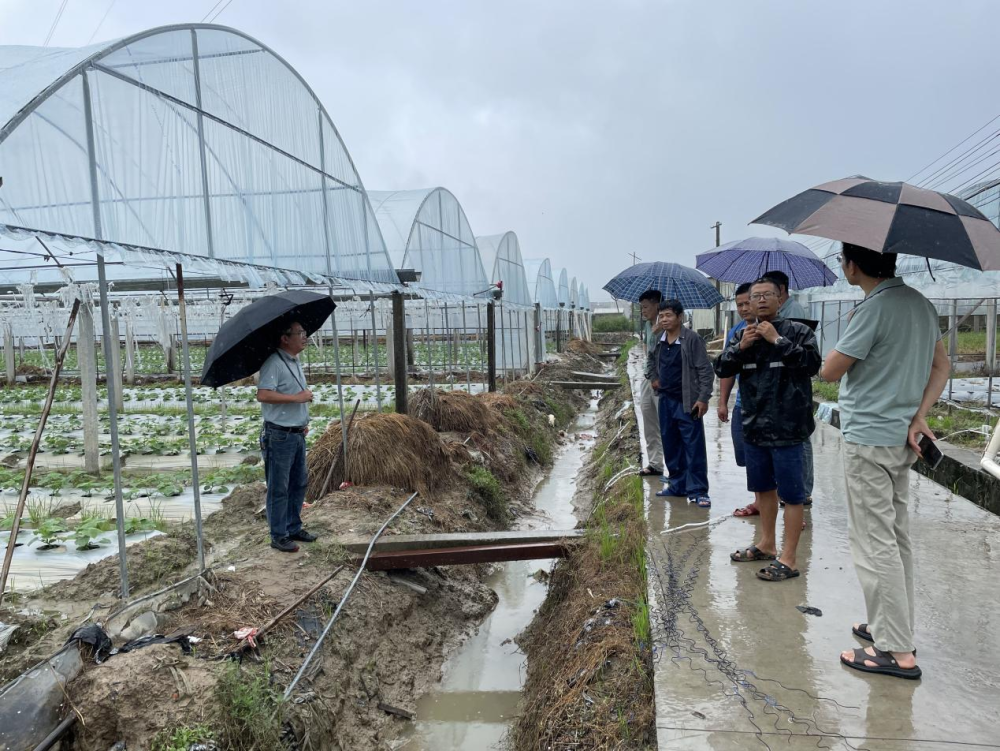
[820, 244, 949, 680]
[715, 278, 820, 581]
[647, 299, 714, 507]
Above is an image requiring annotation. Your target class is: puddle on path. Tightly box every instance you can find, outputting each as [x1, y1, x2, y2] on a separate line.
[399, 396, 599, 751]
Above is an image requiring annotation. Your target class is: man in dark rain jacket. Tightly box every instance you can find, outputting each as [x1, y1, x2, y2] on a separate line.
[715, 277, 821, 582]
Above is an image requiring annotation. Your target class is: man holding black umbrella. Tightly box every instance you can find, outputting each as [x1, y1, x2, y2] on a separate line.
[257, 321, 319, 553]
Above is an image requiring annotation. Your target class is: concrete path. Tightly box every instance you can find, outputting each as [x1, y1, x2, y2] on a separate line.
[630, 353, 1000, 751]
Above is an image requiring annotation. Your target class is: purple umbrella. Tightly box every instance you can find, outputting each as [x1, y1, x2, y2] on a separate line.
[695, 236, 837, 289]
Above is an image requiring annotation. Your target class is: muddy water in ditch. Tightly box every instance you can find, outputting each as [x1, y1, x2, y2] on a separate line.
[399, 396, 599, 751]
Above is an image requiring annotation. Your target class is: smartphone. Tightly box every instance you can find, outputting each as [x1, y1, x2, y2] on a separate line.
[918, 435, 943, 470]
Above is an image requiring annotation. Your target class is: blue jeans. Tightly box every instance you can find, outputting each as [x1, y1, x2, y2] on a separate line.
[744, 442, 807, 504]
[262, 425, 308, 541]
[658, 395, 709, 497]
[732, 402, 745, 467]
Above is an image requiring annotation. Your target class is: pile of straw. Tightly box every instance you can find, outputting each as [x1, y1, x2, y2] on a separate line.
[566, 338, 601, 356]
[409, 388, 497, 433]
[305, 412, 452, 499]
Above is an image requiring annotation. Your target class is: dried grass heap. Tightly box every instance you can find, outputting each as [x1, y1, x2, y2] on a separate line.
[306, 412, 452, 499]
[565, 337, 601, 356]
[409, 388, 497, 433]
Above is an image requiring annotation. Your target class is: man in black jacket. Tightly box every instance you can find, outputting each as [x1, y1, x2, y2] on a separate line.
[715, 278, 821, 582]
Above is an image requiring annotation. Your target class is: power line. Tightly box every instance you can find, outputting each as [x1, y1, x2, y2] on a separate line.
[201, 0, 227, 22]
[927, 143, 1000, 193]
[86, 0, 117, 45]
[907, 112, 1000, 183]
[206, 0, 236, 23]
[42, 0, 70, 47]
[919, 129, 1000, 190]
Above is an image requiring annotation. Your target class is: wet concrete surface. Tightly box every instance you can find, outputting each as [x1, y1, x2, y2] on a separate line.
[399, 398, 598, 750]
[630, 355, 1000, 750]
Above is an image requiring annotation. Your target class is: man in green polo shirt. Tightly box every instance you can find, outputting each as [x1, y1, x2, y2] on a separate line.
[820, 243, 949, 680]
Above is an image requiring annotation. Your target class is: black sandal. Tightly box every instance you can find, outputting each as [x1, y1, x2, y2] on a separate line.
[730, 545, 776, 563]
[852, 624, 917, 654]
[639, 466, 663, 477]
[756, 561, 800, 581]
[840, 647, 921, 680]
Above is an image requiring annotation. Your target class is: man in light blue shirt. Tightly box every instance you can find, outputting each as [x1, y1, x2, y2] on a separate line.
[257, 321, 317, 553]
[821, 244, 948, 680]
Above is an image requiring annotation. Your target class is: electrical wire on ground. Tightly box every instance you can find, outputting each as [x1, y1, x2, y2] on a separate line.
[647, 526, 867, 751]
[283, 490, 419, 699]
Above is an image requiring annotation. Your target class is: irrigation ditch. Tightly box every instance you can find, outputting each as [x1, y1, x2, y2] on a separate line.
[0, 342, 646, 751]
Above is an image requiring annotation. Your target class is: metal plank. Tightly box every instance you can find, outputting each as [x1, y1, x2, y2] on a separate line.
[360, 541, 573, 571]
[550, 381, 622, 390]
[339, 528, 584, 554]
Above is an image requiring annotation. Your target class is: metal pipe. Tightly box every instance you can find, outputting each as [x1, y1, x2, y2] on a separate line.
[476, 302, 485, 390]
[370, 291, 382, 410]
[284, 491, 419, 698]
[461, 301, 471, 391]
[499, 300, 507, 383]
[176, 264, 206, 572]
[98, 255, 130, 598]
[328, 293, 349, 472]
[32, 713, 77, 751]
[424, 298, 434, 389]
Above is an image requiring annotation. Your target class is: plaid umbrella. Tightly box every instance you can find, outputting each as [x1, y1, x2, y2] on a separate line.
[603, 261, 724, 307]
[696, 236, 836, 289]
[752, 176, 1000, 270]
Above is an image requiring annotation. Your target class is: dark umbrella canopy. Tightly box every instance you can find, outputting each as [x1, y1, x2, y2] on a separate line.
[751, 176, 1000, 271]
[200, 290, 335, 388]
[696, 236, 837, 289]
[602, 261, 724, 307]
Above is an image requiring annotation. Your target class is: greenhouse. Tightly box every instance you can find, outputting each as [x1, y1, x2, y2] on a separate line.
[368, 187, 489, 297]
[0, 23, 595, 626]
[0, 24, 397, 287]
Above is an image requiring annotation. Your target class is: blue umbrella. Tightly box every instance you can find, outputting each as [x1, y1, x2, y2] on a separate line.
[695, 236, 836, 289]
[603, 261, 724, 308]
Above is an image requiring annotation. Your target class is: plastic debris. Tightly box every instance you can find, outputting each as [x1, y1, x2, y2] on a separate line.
[233, 626, 260, 647]
[65, 624, 113, 663]
[796, 605, 823, 617]
[547, 414, 556, 426]
[339, 482, 353, 490]
[226, 565, 236, 572]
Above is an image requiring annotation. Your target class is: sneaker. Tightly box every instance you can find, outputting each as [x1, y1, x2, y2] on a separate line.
[289, 529, 318, 543]
[270, 537, 300, 553]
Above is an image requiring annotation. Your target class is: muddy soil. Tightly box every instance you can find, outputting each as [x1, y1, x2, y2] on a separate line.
[1, 351, 601, 751]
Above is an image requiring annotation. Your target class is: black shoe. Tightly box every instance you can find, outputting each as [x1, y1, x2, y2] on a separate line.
[270, 537, 300, 553]
[289, 530, 318, 543]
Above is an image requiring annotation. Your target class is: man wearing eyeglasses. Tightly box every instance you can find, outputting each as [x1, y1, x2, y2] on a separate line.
[257, 321, 318, 553]
[715, 278, 820, 582]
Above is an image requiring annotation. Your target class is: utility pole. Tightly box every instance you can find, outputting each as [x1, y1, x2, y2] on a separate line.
[711, 222, 722, 336]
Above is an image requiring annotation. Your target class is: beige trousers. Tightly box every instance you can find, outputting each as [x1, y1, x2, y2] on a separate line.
[638, 376, 663, 470]
[843, 442, 917, 653]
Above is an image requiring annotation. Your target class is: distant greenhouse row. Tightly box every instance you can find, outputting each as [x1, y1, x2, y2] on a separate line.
[0, 23, 590, 315]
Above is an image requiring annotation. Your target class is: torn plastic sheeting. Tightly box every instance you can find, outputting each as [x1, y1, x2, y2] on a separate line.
[0, 643, 83, 751]
[66, 623, 113, 664]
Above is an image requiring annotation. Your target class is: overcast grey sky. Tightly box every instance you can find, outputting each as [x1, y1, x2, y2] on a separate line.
[2, 0, 998, 299]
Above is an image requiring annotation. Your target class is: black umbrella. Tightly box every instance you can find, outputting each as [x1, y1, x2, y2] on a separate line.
[752, 176, 1000, 270]
[201, 291, 335, 388]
